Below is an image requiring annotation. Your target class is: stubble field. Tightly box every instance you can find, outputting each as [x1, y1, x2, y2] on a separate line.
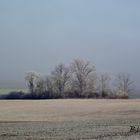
[0, 99, 140, 139]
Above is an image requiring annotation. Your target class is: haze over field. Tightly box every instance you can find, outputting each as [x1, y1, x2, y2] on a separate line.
[0, 0, 140, 90]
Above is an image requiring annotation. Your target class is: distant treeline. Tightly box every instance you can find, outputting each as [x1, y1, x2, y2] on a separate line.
[0, 59, 134, 99]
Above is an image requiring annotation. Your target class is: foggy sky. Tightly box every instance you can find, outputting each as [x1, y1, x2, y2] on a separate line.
[0, 0, 140, 88]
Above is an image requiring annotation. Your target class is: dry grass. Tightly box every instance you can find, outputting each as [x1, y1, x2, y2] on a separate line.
[0, 99, 140, 122]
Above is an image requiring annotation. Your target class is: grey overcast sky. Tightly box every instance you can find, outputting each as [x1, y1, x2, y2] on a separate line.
[0, 0, 140, 88]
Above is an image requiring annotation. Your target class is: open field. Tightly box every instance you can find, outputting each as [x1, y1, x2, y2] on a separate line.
[0, 99, 140, 139]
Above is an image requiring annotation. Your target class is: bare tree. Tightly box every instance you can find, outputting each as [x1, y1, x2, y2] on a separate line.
[50, 63, 70, 97]
[115, 73, 134, 97]
[46, 76, 54, 98]
[99, 73, 112, 98]
[35, 76, 46, 97]
[70, 59, 96, 97]
[25, 71, 39, 96]
[25, 71, 47, 98]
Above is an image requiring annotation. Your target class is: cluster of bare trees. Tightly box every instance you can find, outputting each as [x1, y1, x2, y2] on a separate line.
[25, 59, 134, 99]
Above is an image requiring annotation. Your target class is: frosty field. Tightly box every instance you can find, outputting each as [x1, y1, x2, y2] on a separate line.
[0, 99, 140, 139]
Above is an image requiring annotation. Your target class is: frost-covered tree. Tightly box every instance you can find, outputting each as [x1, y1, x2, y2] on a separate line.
[115, 73, 134, 98]
[50, 64, 70, 97]
[25, 71, 39, 96]
[70, 59, 96, 97]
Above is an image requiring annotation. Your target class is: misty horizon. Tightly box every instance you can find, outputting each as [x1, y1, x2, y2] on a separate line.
[0, 0, 140, 91]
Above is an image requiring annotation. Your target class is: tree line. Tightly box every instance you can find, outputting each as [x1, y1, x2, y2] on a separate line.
[0, 59, 133, 99]
[23, 59, 133, 99]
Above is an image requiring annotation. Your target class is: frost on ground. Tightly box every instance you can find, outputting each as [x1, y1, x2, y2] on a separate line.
[0, 121, 140, 140]
[0, 99, 140, 139]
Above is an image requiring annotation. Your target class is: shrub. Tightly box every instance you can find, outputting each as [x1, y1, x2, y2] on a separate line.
[5, 91, 25, 99]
